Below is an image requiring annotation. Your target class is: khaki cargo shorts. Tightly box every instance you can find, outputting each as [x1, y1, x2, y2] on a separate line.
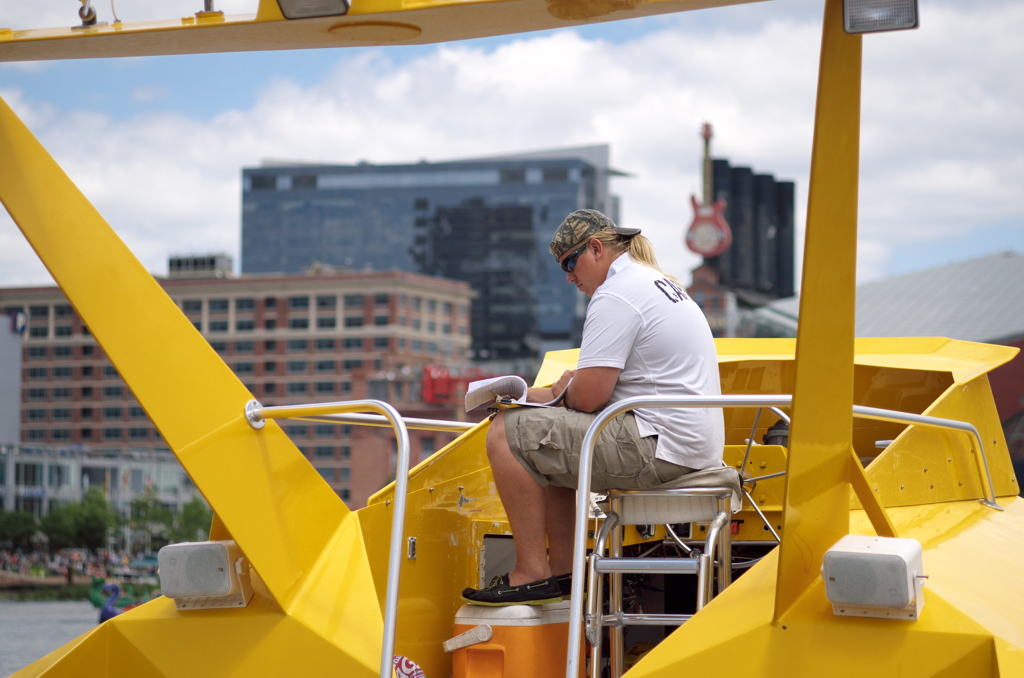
[503, 407, 693, 491]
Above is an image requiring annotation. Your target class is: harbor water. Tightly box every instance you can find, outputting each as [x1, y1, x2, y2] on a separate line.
[0, 601, 97, 677]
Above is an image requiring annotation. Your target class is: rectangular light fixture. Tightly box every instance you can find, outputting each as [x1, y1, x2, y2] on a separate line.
[822, 535, 927, 620]
[843, 0, 919, 34]
[277, 0, 350, 20]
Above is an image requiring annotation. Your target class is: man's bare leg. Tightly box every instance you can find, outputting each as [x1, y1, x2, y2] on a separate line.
[544, 485, 576, 577]
[486, 411, 552, 586]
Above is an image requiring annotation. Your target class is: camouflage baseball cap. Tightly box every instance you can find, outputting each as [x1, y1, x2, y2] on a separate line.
[549, 209, 641, 260]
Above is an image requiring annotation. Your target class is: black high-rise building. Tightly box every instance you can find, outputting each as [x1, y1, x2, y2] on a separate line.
[706, 159, 795, 299]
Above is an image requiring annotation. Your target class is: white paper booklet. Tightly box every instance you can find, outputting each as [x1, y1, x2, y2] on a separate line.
[464, 375, 567, 412]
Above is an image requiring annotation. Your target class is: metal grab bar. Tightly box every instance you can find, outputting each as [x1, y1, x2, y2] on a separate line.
[565, 394, 1005, 678]
[296, 412, 476, 433]
[244, 399, 411, 678]
[851, 405, 1002, 511]
[566, 394, 791, 678]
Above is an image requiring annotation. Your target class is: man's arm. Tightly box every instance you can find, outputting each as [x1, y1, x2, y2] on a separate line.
[562, 366, 620, 413]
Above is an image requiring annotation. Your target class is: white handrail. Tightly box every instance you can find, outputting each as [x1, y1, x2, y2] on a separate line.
[244, 398, 412, 678]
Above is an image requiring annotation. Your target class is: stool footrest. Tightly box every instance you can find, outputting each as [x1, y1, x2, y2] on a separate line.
[593, 557, 701, 574]
[591, 612, 695, 628]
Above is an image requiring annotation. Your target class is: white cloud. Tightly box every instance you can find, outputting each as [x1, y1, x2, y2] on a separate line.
[0, 0, 1021, 292]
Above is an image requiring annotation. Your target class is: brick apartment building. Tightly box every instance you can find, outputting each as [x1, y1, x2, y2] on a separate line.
[1, 260, 476, 509]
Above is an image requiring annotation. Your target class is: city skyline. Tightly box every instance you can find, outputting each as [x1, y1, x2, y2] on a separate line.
[0, 0, 1021, 291]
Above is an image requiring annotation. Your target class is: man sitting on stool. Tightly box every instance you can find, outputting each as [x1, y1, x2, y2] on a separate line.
[462, 209, 724, 606]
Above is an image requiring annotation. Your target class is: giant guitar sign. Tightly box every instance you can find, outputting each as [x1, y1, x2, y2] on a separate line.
[685, 123, 732, 258]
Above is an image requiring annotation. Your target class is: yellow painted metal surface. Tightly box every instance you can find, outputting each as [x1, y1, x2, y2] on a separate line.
[627, 498, 1024, 677]
[1, 92, 384, 676]
[0, 0, 762, 62]
[773, 0, 861, 619]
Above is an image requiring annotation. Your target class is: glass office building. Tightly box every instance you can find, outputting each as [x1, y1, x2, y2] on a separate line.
[241, 145, 623, 362]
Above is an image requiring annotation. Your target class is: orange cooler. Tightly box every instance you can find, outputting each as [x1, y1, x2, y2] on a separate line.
[449, 602, 583, 678]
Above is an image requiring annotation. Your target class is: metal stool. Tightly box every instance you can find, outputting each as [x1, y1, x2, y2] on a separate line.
[584, 466, 741, 678]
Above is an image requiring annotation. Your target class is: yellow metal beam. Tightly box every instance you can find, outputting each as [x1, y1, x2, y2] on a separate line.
[773, 0, 862, 620]
[0, 90, 357, 608]
[0, 0, 763, 62]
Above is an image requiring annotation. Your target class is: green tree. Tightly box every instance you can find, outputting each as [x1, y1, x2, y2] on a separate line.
[41, 503, 78, 552]
[0, 511, 39, 550]
[169, 496, 213, 543]
[76, 487, 116, 550]
[128, 485, 173, 549]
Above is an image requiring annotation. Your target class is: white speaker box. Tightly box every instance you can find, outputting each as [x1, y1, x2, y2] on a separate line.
[158, 540, 254, 610]
[822, 535, 926, 620]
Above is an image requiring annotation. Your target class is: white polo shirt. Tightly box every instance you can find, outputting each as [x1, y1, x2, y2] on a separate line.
[576, 253, 724, 470]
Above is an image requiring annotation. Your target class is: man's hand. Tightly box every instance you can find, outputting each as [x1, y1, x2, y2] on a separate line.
[552, 370, 574, 400]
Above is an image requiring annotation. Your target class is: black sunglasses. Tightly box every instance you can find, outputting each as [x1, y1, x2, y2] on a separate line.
[560, 241, 589, 273]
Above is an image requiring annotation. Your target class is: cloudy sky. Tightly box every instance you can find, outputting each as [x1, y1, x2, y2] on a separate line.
[1, 0, 1021, 290]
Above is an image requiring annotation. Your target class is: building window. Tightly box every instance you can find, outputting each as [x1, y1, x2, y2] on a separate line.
[412, 318, 421, 330]
[209, 320, 229, 332]
[315, 339, 335, 351]
[103, 365, 118, 379]
[26, 429, 47, 441]
[211, 342, 228, 353]
[316, 382, 336, 394]
[443, 302, 453, 315]
[234, 362, 255, 375]
[30, 327, 48, 338]
[342, 360, 363, 370]
[81, 386, 93, 398]
[340, 467, 351, 481]
[183, 300, 202, 313]
[344, 316, 364, 328]
[54, 304, 73, 317]
[103, 386, 123, 399]
[130, 407, 146, 419]
[341, 382, 352, 395]
[343, 338, 363, 350]
[52, 366, 72, 379]
[289, 317, 310, 330]
[81, 428, 92, 439]
[192, 321, 203, 331]
[47, 465, 69, 490]
[52, 408, 72, 421]
[374, 337, 388, 349]
[236, 298, 255, 312]
[316, 467, 335, 482]
[80, 366, 93, 379]
[426, 299, 437, 313]
[263, 383, 276, 394]
[315, 360, 335, 373]
[27, 409, 47, 421]
[412, 340, 422, 352]
[344, 295, 364, 309]
[288, 296, 310, 310]
[315, 446, 334, 458]
[29, 305, 49, 318]
[314, 424, 334, 438]
[287, 361, 308, 374]
[340, 489, 351, 501]
[287, 382, 308, 394]
[103, 428, 123, 440]
[264, 361, 278, 374]
[264, 318, 277, 330]
[103, 407, 123, 419]
[316, 295, 336, 310]
[427, 321, 436, 333]
[287, 340, 308, 352]
[412, 297, 422, 311]
[28, 346, 48, 359]
[53, 388, 72, 400]
[264, 340, 277, 351]
[51, 429, 71, 442]
[27, 367, 47, 380]
[317, 317, 336, 330]
[236, 320, 255, 332]
[285, 425, 308, 436]
[374, 293, 389, 306]
[129, 428, 149, 440]
[208, 299, 229, 313]
[374, 316, 389, 326]
[234, 341, 255, 353]
[55, 326, 73, 337]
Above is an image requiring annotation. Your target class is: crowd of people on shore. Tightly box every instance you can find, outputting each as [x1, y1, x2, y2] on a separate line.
[0, 548, 150, 582]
